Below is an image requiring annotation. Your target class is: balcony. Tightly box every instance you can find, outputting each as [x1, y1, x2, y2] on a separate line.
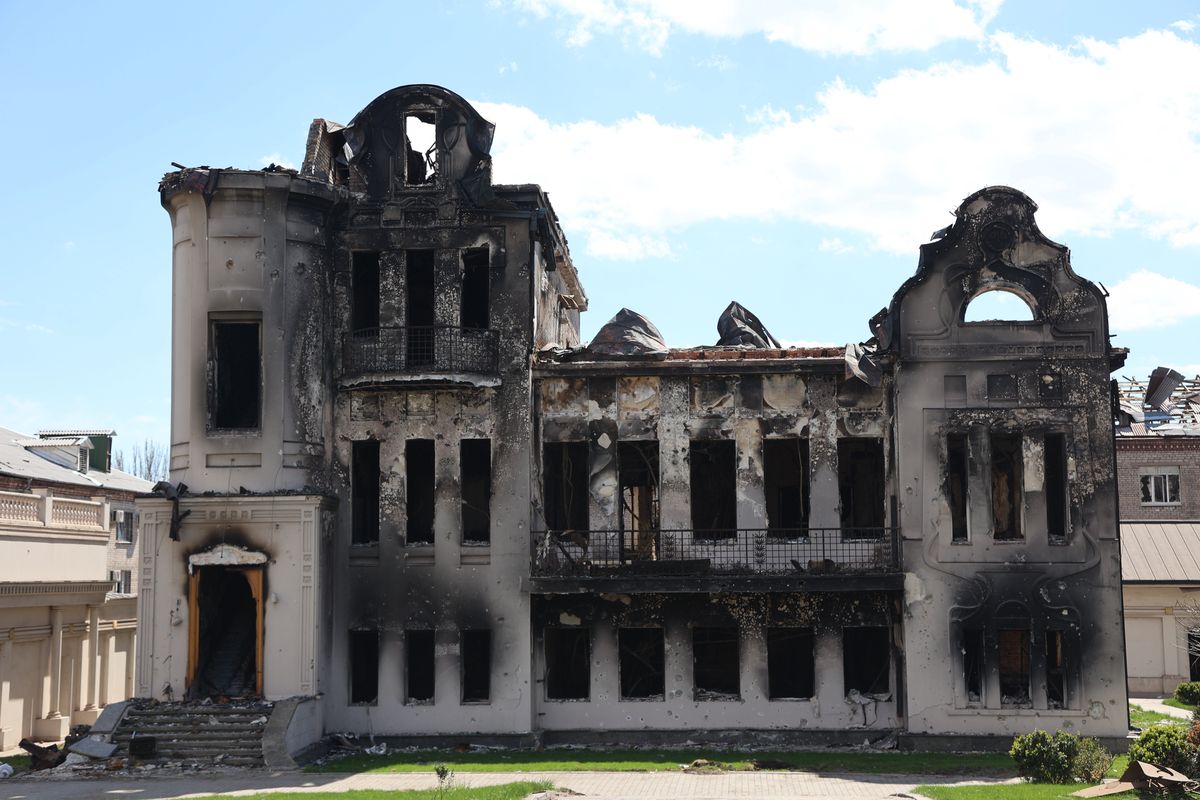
[340, 326, 500, 387]
[530, 527, 902, 593]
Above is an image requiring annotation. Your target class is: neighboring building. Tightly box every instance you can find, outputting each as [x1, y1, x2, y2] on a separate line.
[0, 427, 151, 748]
[1116, 371, 1200, 696]
[138, 85, 1129, 750]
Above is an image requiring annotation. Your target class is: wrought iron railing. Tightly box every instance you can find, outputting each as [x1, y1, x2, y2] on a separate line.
[531, 527, 900, 577]
[342, 326, 499, 378]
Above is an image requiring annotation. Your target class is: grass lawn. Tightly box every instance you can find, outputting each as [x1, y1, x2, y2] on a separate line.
[1162, 698, 1198, 714]
[182, 782, 551, 800]
[1129, 703, 1187, 729]
[913, 785, 1145, 800]
[310, 748, 1016, 775]
[0, 754, 31, 773]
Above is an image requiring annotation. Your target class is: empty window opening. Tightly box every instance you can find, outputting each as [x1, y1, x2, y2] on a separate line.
[690, 440, 737, 538]
[1189, 629, 1200, 682]
[544, 627, 590, 700]
[406, 439, 435, 544]
[619, 441, 660, 558]
[987, 374, 1017, 401]
[113, 509, 135, 544]
[619, 628, 665, 700]
[351, 440, 381, 545]
[349, 629, 379, 704]
[210, 321, 261, 430]
[998, 627, 1031, 706]
[406, 250, 435, 367]
[1039, 371, 1063, 402]
[193, 567, 260, 699]
[990, 433, 1023, 540]
[764, 439, 809, 536]
[843, 626, 890, 695]
[461, 629, 491, 703]
[461, 439, 491, 543]
[406, 629, 435, 703]
[767, 627, 815, 699]
[962, 629, 984, 705]
[692, 626, 740, 700]
[109, 569, 132, 595]
[404, 112, 437, 185]
[1046, 629, 1067, 709]
[838, 438, 885, 536]
[1140, 467, 1181, 505]
[461, 249, 489, 330]
[544, 442, 588, 532]
[1044, 433, 1069, 542]
[947, 434, 969, 543]
[963, 288, 1035, 322]
[351, 252, 380, 334]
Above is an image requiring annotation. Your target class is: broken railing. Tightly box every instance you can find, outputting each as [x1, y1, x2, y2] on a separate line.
[531, 527, 900, 577]
[341, 326, 499, 378]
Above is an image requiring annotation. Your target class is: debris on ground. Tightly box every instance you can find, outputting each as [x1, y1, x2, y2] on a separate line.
[0, 763, 12, 778]
[1071, 760, 1199, 797]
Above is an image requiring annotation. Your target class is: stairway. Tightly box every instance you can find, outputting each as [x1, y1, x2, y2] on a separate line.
[111, 701, 273, 767]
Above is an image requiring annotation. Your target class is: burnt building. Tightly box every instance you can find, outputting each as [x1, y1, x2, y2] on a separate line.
[137, 85, 1128, 753]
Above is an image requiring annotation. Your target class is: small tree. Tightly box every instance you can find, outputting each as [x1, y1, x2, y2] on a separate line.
[115, 440, 168, 482]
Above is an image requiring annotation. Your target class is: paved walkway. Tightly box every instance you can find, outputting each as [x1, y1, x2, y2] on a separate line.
[1132, 697, 1193, 719]
[0, 769, 1010, 800]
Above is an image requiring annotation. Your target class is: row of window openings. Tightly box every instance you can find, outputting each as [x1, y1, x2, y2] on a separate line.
[349, 629, 491, 705]
[544, 438, 887, 536]
[350, 249, 490, 336]
[945, 432, 1071, 543]
[960, 627, 1072, 709]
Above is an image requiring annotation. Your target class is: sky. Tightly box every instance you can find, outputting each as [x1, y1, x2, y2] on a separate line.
[1, 0, 1198, 454]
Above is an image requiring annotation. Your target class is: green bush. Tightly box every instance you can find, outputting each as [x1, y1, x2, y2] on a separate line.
[1072, 737, 1113, 783]
[1175, 681, 1200, 706]
[1129, 725, 1197, 773]
[1010, 729, 1079, 783]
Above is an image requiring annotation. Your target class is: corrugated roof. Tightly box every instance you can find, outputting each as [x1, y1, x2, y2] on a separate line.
[1121, 521, 1200, 582]
[0, 426, 154, 493]
[1116, 373, 1200, 436]
[36, 428, 116, 437]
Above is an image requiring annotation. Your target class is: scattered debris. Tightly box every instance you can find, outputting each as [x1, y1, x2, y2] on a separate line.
[1071, 760, 1198, 797]
[18, 738, 68, 770]
[365, 742, 389, 755]
[0, 763, 12, 779]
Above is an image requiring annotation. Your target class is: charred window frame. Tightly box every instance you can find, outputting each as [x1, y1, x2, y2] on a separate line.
[690, 440, 737, 539]
[842, 626, 890, 696]
[406, 629, 435, 704]
[838, 438, 885, 537]
[402, 110, 438, 186]
[406, 439, 435, 545]
[991, 433, 1023, 540]
[461, 439, 491, 544]
[1045, 628, 1068, 709]
[461, 248, 490, 330]
[544, 627, 590, 701]
[619, 441, 660, 556]
[960, 628, 985, 706]
[692, 626, 740, 700]
[764, 439, 809, 537]
[1140, 467, 1181, 505]
[208, 317, 261, 432]
[348, 629, 379, 705]
[997, 621, 1031, 708]
[406, 250, 436, 367]
[618, 627, 665, 700]
[947, 433, 969, 543]
[1189, 629, 1200, 682]
[351, 440, 381, 545]
[1044, 433, 1069, 543]
[351, 251, 380, 335]
[767, 627, 815, 700]
[461, 629, 491, 704]
[543, 442, 588, 532]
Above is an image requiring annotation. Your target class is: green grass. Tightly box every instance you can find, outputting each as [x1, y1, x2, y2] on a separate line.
[914, 785, 1146, 800]
[182, 782, 552, 800]
[1129, 703, 1187, 729]
[1162, 698, 1198, 714]
[0, 754, 30, 773]
[310, 748, 1016, 776]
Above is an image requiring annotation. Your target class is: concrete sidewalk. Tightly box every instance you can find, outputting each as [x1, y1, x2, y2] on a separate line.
[0, 768, 1011, 800]
[1132, 697, 1194, 720]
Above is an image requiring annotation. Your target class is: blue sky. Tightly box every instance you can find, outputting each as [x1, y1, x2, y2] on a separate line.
[1, 1, 1198, 453]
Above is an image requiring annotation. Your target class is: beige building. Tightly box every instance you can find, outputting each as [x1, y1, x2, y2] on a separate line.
[0, 428, 150, 747]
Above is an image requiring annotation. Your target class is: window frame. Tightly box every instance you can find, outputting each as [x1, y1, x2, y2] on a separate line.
[1140, 467, 1181, 506]
[207, 314, 263, 433]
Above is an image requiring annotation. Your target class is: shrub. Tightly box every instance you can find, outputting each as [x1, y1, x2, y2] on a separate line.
[1175, 681, 1200, 706]
[1187, 720, 1200, 749]
[1010, 729, 1079, 783]
[1129, 725, 1196, 773]
[1072, 737, 1113, 783]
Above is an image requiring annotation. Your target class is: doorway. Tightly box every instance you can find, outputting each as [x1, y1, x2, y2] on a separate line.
[187, 566, 264, 698]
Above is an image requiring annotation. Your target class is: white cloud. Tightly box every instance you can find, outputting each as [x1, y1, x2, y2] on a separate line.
[1171, 20, 1195, 33]
[499, 61, 520, 73]
[818, 237, 856, 255]
[0, 318, 54, 334]
[479, 28, 1200, 259]
[513, 0, 1000, 56]
[259, 153, 296, 170]
[696, 54, 736, 71]
[1107, 270, 1200, 332]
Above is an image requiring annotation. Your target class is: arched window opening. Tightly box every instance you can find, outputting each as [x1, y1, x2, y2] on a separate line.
[963, 288, 1035, 322]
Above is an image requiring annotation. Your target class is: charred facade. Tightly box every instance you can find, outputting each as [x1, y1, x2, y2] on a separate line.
[137, 86, 1127, 752]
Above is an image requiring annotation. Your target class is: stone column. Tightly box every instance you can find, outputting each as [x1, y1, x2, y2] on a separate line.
[102, 629, 117, 706]
[124, 630, 137, 699]
[0, 638, 13, 749]
[87, 606, 101, 709]
[47, 607, 63, 718]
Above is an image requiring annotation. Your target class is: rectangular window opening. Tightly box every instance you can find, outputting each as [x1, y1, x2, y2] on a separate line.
[618, 627, 665, 700]
[1140, 468, 1181, 505]
[690, 440, 736, 539]
[351, 252, 380, 335]
[406, 439, 435, 544]
[842, 626, 890, 696]
[764, 439, 809, 537]
[1045, 433, 1069, 542]
[619, 441, 660, 557]
[113, 509, 135, 544]
[947, 434, 969, 543]
[351, 440, 381, 545]
[461, 248, 489, 330]
[109, 570, 132, 594]
[349, 629, 379, 704]
[404, 113, 437, 185]
[991, 433, 1023, 540]
[767, 627, 815, 699]
[406, 250, 435, 367]
[998, 627, 1031, 706]
[838, 438, 885, 537]
[692, 626, 740, 700]
[406, 629, 435, 703]
[210, 321, 261, 430]
[461, 439, 491, 543]
[461, 630, 491, 703]
[962, 628, 984, 705]
[544, 627, 590, 700]
[544, 442, 588, 532]
[1046, 629, 1067, 709]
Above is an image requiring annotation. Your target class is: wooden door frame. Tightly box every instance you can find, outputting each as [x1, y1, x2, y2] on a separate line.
[186, 566, 265, 697]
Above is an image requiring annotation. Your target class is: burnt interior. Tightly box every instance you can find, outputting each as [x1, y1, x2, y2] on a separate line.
[193, 567, 257, 698]
[962, 628, 985, 704]
[349, 628, 379, 704]
[210, 321, 260, 430]
[618, 627, 665, 699]
[545, 627, 589, 700]
[991, 433, 1023, 540]
[842, 626, 889, 695]
[1046, 628, 1066, 708]
[619, 441, 659, 553]
[460, 438, 491, 543]
[947, 433, 969, 542]
[544, 442, 588, 531]
[1044, 433, 1068, 541]
[764, 438, 809, 535]
[461, 248, 489, 330]
[406, 250, 435, 366]
[690, 440, 736, 538]
[461, 629, 491, 703]
[406, 439, 435, 544]
[767, 627, 815, 699]
[692, 626, 740, 699]
[838, 438, 885, 534]
[351, 439, 380, 544]
[351, 251, 380, 334]
[998, 626, 1031, 706]
[406, 629, 435, 703]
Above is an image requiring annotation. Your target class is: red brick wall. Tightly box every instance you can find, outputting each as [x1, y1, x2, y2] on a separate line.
[1116, 438, 1200, 520]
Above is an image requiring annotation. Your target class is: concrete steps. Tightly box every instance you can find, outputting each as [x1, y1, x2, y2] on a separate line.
[112, 702, 273, 767]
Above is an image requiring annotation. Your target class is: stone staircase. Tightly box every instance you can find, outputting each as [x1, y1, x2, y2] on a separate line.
[111, 701, 273, 767]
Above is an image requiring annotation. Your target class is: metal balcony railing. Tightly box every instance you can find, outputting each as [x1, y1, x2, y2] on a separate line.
[342, 326, 500, 378]
[531, 527, 900, 578]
